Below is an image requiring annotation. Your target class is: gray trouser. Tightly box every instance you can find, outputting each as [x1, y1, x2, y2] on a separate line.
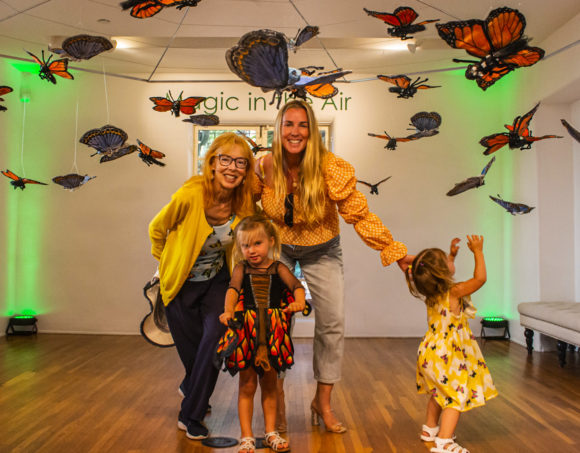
[280, 236, 344, 384]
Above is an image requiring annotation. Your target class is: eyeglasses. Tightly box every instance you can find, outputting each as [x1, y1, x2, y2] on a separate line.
[284, 193, 294, 228]
[217, 154, 248, 169]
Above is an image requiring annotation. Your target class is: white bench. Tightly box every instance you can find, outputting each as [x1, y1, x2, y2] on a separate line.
[517, 302, 580, 367]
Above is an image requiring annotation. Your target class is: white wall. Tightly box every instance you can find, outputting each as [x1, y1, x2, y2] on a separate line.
[1, 12, 579, 340]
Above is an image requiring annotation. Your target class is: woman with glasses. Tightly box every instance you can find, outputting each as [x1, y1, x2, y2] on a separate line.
[254, 100, 411, 434]
[149, 132, 255, 441]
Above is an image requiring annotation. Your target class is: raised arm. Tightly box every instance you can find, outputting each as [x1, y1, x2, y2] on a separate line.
[450, 235, 486, 300]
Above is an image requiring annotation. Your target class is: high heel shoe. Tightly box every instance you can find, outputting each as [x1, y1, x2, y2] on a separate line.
[310, 402, 347, 433]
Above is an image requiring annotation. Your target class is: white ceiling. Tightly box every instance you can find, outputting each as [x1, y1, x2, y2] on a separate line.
[0, 0, 579, 81]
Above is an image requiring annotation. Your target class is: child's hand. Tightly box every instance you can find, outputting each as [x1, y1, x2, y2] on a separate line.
[397, 254, 414, 273]
[449, 237, 460, 257]
[467, 235, 484, 252]
[219, 311, 234, 326]
[283, 301, 306, 315]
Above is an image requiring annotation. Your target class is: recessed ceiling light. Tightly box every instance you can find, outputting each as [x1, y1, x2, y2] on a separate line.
[97, 18, 111, 23]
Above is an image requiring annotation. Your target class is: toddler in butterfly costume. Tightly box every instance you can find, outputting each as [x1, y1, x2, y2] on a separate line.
[406, 236, 497, 453]
[216, 215, 306, 453]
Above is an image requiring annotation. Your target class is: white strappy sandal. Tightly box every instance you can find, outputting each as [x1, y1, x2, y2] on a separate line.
[238, 437, 255, 453]
[264, 431, 290, 452]
[431, 437, 469, 453]
[421, 424, 440, 441]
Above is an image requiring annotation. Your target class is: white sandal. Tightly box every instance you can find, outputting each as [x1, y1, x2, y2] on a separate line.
[264, 431, 290, 452]
[238, 437, 255, 453]
[420, 424, 439, 441]
[431, 437, 469, 453]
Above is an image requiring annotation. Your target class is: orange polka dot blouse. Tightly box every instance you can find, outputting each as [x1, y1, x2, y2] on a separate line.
[254, 152, 407, 266]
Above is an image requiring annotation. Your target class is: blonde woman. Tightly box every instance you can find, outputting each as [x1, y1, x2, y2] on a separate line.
[254, 100, 411, 433]
[149, 132, 255, 441]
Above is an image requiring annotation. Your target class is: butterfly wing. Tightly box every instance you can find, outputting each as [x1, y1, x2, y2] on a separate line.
[61, 34, 114, 60]
[485, 7, 526, 51]
[437, 19, 490, 57]
[295, 69, 350, 88]
[377, 75, 410, 89]
[21, 177, 48, 186]
[410, 112, 442, 132]
[80, 125, 128, 154]
[480, 133, 509, 155]
[26, 50, 44, 66]
[120, 0, 164, 18]
[363, 8, 402, 26]
[137, 139, 165, 158]
[2, 169, 20, 181]
[178, 96, 206, 115]
[100, 144, 138, 163]
[293, 25, 319, 48]
[47, 59, 74, 80]
[52, 173, 92, 189]
[377, 176, 392, 185]
[357, 180, 372, 188]
[561, 119, 580, 143]
[182, 114, 220, 126]
[150, 97, 174, 112]
[393, 6, 419, 26]
[481, 156, 496, 176]
[226, 29, 289, 90]
[0, 86, 13, 96]
[514, 103, 539, 136]
[447, 177, 481, 196]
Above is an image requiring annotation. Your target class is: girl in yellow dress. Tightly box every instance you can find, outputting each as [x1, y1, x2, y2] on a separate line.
[406, 235, 497, 453]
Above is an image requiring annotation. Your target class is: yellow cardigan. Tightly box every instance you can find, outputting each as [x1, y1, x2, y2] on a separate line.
[149, 176, 242, 306]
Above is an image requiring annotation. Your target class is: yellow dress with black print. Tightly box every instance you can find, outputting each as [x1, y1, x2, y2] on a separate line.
[416, 292, 498, 411]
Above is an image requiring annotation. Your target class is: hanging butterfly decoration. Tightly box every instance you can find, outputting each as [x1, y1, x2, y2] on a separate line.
[50, 34, 115, 61]
[290, 67, 349, 100]
[377, 75, 440, 99]
[406, 111, 442, 139]
[182, 114, 220, 126]
[368, 112, 441, 150]
[137, 139, 166, 167]
[446, 157, 495, 196]
[363, 6, 439, 40]
[0, 85, 13, 111]
[480, 103, 562, 155]
[489, 194, 534, 215]
[287, 25, 319, 53]
[357, 176, 392, 195]
[120, 0, 203, 19]
[149, 91, 206, 117]
[26, 50, 73, 84]
[2, 169, 47, 190]
[436, 7, 544, 90]
[80, 124, 138, 163]
[561, 119, 580, 143]
[52, 173, 96, 190]
[226, 29, 351, 108]
[237, 130, 271, 155]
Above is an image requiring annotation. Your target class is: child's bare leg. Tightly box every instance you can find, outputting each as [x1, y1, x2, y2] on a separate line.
[438, 407, 460, 439]
[239, 368, 258, 438]
[425, 395, 442, 429]
[260, 369, 279, 433]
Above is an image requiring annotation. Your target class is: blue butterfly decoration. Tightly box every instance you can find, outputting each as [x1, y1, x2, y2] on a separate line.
[80, 124, 138, 163]
[406, 111, 441, 139]
[226, 29, 350, 108]
[489, 194, 534, 215]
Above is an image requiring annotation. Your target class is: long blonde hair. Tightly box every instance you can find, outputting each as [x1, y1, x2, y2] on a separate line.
[405, 248, 454, 307]
[201, 132, 255, 217]
[272, 100, 328, 223]
[232, 214, 281, 264]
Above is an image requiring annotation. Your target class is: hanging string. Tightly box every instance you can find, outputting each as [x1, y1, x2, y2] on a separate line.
[71, 99, 79, 174]
[102, 59, 110, 124]
[147, 7, 190, 81]
[20, 100, 27, 177]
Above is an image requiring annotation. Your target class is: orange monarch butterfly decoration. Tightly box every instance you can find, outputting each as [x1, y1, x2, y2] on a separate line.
[137, 139, 166, 166]
[0, 85, 13, 111]
[377, 74, 440, 99]
[2, 169, 47, 190]
[149, 91, 206, 117]
[363, 6, 439, 40]
[120, 0, 202, 19]
[26, 50, 73, 84]
[480, 103, 562, 155]
[436, 7, 544, 90]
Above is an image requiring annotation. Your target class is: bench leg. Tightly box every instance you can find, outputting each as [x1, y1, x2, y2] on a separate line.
[524, 328, 534, 355]
[557, 341, 568, 367]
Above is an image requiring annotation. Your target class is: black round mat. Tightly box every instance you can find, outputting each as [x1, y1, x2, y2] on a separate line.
[201, 436, 238, 448]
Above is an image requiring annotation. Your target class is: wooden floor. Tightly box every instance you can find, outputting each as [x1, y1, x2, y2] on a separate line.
[1, 335, 579, 453]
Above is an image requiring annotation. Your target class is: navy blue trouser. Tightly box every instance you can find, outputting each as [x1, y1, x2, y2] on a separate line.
[164, 265, 228, 422]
